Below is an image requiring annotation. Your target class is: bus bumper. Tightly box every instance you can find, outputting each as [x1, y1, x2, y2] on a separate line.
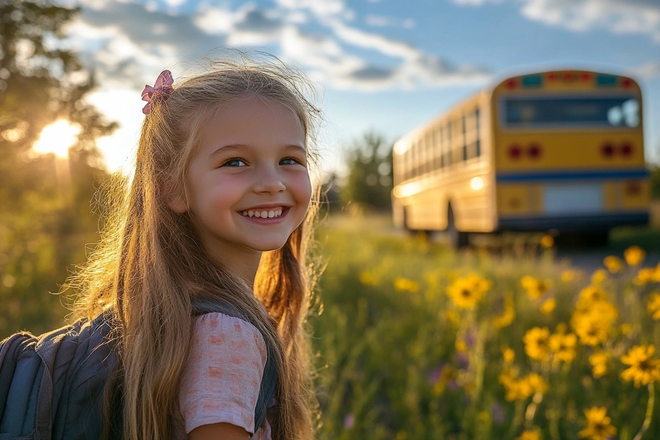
[497, 211, 649, 232]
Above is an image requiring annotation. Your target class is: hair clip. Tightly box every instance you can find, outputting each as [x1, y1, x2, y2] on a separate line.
[141, 70, 174, 115]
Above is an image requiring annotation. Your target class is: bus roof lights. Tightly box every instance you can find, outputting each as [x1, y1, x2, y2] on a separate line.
[563, 71, 574, 81]
[522, 75, 542, 87]
[581, 72, 592, 82]
[597, 75, 618, 87]
[508, 145, 522, 159]
[621, 78, 633, 88]
[548, 72, 557, 81]
[506, 79, 517, 89]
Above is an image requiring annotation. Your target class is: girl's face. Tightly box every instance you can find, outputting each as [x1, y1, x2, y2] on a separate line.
[172, 95, 312, 261]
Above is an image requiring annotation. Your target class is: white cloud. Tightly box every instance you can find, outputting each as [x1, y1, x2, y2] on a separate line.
[628, 60, 660, 79]
[365, 15, 416, 29]
[193, 7, 234, 35]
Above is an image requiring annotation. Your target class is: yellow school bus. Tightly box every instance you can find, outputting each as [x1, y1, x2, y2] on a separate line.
[392, 69, 648, 246]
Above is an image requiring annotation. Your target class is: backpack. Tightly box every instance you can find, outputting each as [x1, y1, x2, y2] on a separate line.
[0, 299, 278, 440]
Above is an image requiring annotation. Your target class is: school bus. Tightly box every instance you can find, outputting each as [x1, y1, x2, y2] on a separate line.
[391, 69, 649, 247]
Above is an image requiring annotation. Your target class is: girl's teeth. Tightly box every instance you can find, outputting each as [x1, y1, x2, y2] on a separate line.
[242, 208, 284, 218]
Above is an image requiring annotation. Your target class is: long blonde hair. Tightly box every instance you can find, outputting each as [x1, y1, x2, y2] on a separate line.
[68, 54, 321, 440]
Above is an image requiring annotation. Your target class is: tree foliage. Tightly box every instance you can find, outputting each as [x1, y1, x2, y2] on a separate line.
[340, 131, 393, 212]
[0, 0, 117, 338]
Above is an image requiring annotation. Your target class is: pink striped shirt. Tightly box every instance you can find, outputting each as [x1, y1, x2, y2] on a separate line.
[172, 313, 272, 440]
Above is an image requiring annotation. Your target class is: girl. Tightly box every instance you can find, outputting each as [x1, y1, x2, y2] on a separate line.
[69, 55, 321, 440]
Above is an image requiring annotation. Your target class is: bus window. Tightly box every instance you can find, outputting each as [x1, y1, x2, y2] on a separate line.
[439, 126, 445, 168]
[502, 95, 640, 128]
[426, 133, 434, 174]
[433, 129, 441, 171]
[475, 108, 481, 157]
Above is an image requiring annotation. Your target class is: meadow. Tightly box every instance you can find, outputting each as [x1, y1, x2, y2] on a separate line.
[311, 215, 660, 440]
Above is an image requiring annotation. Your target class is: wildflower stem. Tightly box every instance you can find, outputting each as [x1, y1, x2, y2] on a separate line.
[632, 383, 655, 440]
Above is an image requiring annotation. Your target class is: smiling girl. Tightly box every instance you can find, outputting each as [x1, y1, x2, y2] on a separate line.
[70, 55, 321, 440]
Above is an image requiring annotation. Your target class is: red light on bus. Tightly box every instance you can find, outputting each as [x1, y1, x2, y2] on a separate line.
[621, 78, 633, 88]
[624, 181, 641, 196]
[601, 143, 614, 158]
[563, 71, 574, 81]
[620, 142, 633, 157]
[508, 145, 522, 159]
[506, 79, 517, 89]
[581, 72, 592, 81]
[527, 143, 542, 159]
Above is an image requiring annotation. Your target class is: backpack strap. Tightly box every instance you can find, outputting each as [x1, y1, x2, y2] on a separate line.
[33, 328, 71, 440]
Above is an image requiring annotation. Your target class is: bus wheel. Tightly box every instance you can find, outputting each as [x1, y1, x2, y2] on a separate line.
[446, 205, 468, 249]
[584, 230, 609, 248]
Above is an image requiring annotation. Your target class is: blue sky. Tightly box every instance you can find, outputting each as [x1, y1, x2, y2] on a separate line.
[61, 0, 660, 174]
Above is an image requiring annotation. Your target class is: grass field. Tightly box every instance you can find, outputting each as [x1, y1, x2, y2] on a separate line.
[311, 214, 660, 440]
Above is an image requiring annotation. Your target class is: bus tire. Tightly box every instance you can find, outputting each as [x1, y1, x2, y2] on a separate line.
[584, 230, 609, 248]
[447, 204, 469, 249]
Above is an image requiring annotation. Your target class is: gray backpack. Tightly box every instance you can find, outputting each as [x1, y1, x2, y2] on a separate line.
[0, 299, 278, 440]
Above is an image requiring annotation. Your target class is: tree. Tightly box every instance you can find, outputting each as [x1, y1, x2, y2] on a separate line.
[0, 0, 117, 338]
[340, 131, 393, 212]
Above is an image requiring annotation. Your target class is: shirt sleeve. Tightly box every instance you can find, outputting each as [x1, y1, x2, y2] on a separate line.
[179, 312, 268, 435]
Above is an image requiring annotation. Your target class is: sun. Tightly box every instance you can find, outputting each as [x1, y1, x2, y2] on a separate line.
[32, 120, 81, 158]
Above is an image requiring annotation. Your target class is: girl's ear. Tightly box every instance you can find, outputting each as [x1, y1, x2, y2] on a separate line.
[167, 185, 188, 214]
[168, 194, 187, 214]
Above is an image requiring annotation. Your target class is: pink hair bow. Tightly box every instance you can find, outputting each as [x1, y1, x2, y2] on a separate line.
[141, 70, 174, 114]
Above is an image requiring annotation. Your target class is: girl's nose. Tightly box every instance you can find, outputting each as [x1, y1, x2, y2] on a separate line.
[253, 166, 286, 193]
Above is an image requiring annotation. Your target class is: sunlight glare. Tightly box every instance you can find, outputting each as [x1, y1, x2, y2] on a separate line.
[33, 120, 81, 158]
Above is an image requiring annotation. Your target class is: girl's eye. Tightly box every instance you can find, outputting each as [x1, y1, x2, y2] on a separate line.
[280, 157, 304, 166]
[222, 158, 247, 167]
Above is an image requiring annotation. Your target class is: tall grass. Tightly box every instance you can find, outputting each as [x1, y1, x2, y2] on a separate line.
[311, 215, 660, 440]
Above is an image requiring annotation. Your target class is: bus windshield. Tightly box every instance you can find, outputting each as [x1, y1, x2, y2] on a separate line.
[502, 95, 639, 129]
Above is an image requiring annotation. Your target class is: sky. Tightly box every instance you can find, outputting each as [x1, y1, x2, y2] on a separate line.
[57, 0, 660, 175]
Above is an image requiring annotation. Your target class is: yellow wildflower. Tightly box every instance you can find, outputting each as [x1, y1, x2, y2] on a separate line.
[394, 277, 419, 293]
[634, 267, 655, 286]
[540, 234, 554, 248]
[549, 332, 577, 364]
[647, 293, 660, 320]
[493, 295, 515, 329]
[624, 245, 645, 266]
[578, 407, 617, 440]
[591, 269, 608, 285]
[603, 255, 623, 273]
[576, 285, 608, 307]
[589, 351, 609, 379]
[540, 298, 556, 315]
[524, 327, 551, 361]
[516, 430, 540, 440]
[620, 323, 632, 335]
[572, 289, 618, 346]
[525, 372, 548, 394]
[520, 276, 553, 300]
[455, 339, 468, 353]
[360, 271, 379, 286]
[499, 371, 532, 401]
[502, 346, 515, 364]
[561, 269, 581, 284]
[621, 345, 660, 387]
[446, 273, 491, 309]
